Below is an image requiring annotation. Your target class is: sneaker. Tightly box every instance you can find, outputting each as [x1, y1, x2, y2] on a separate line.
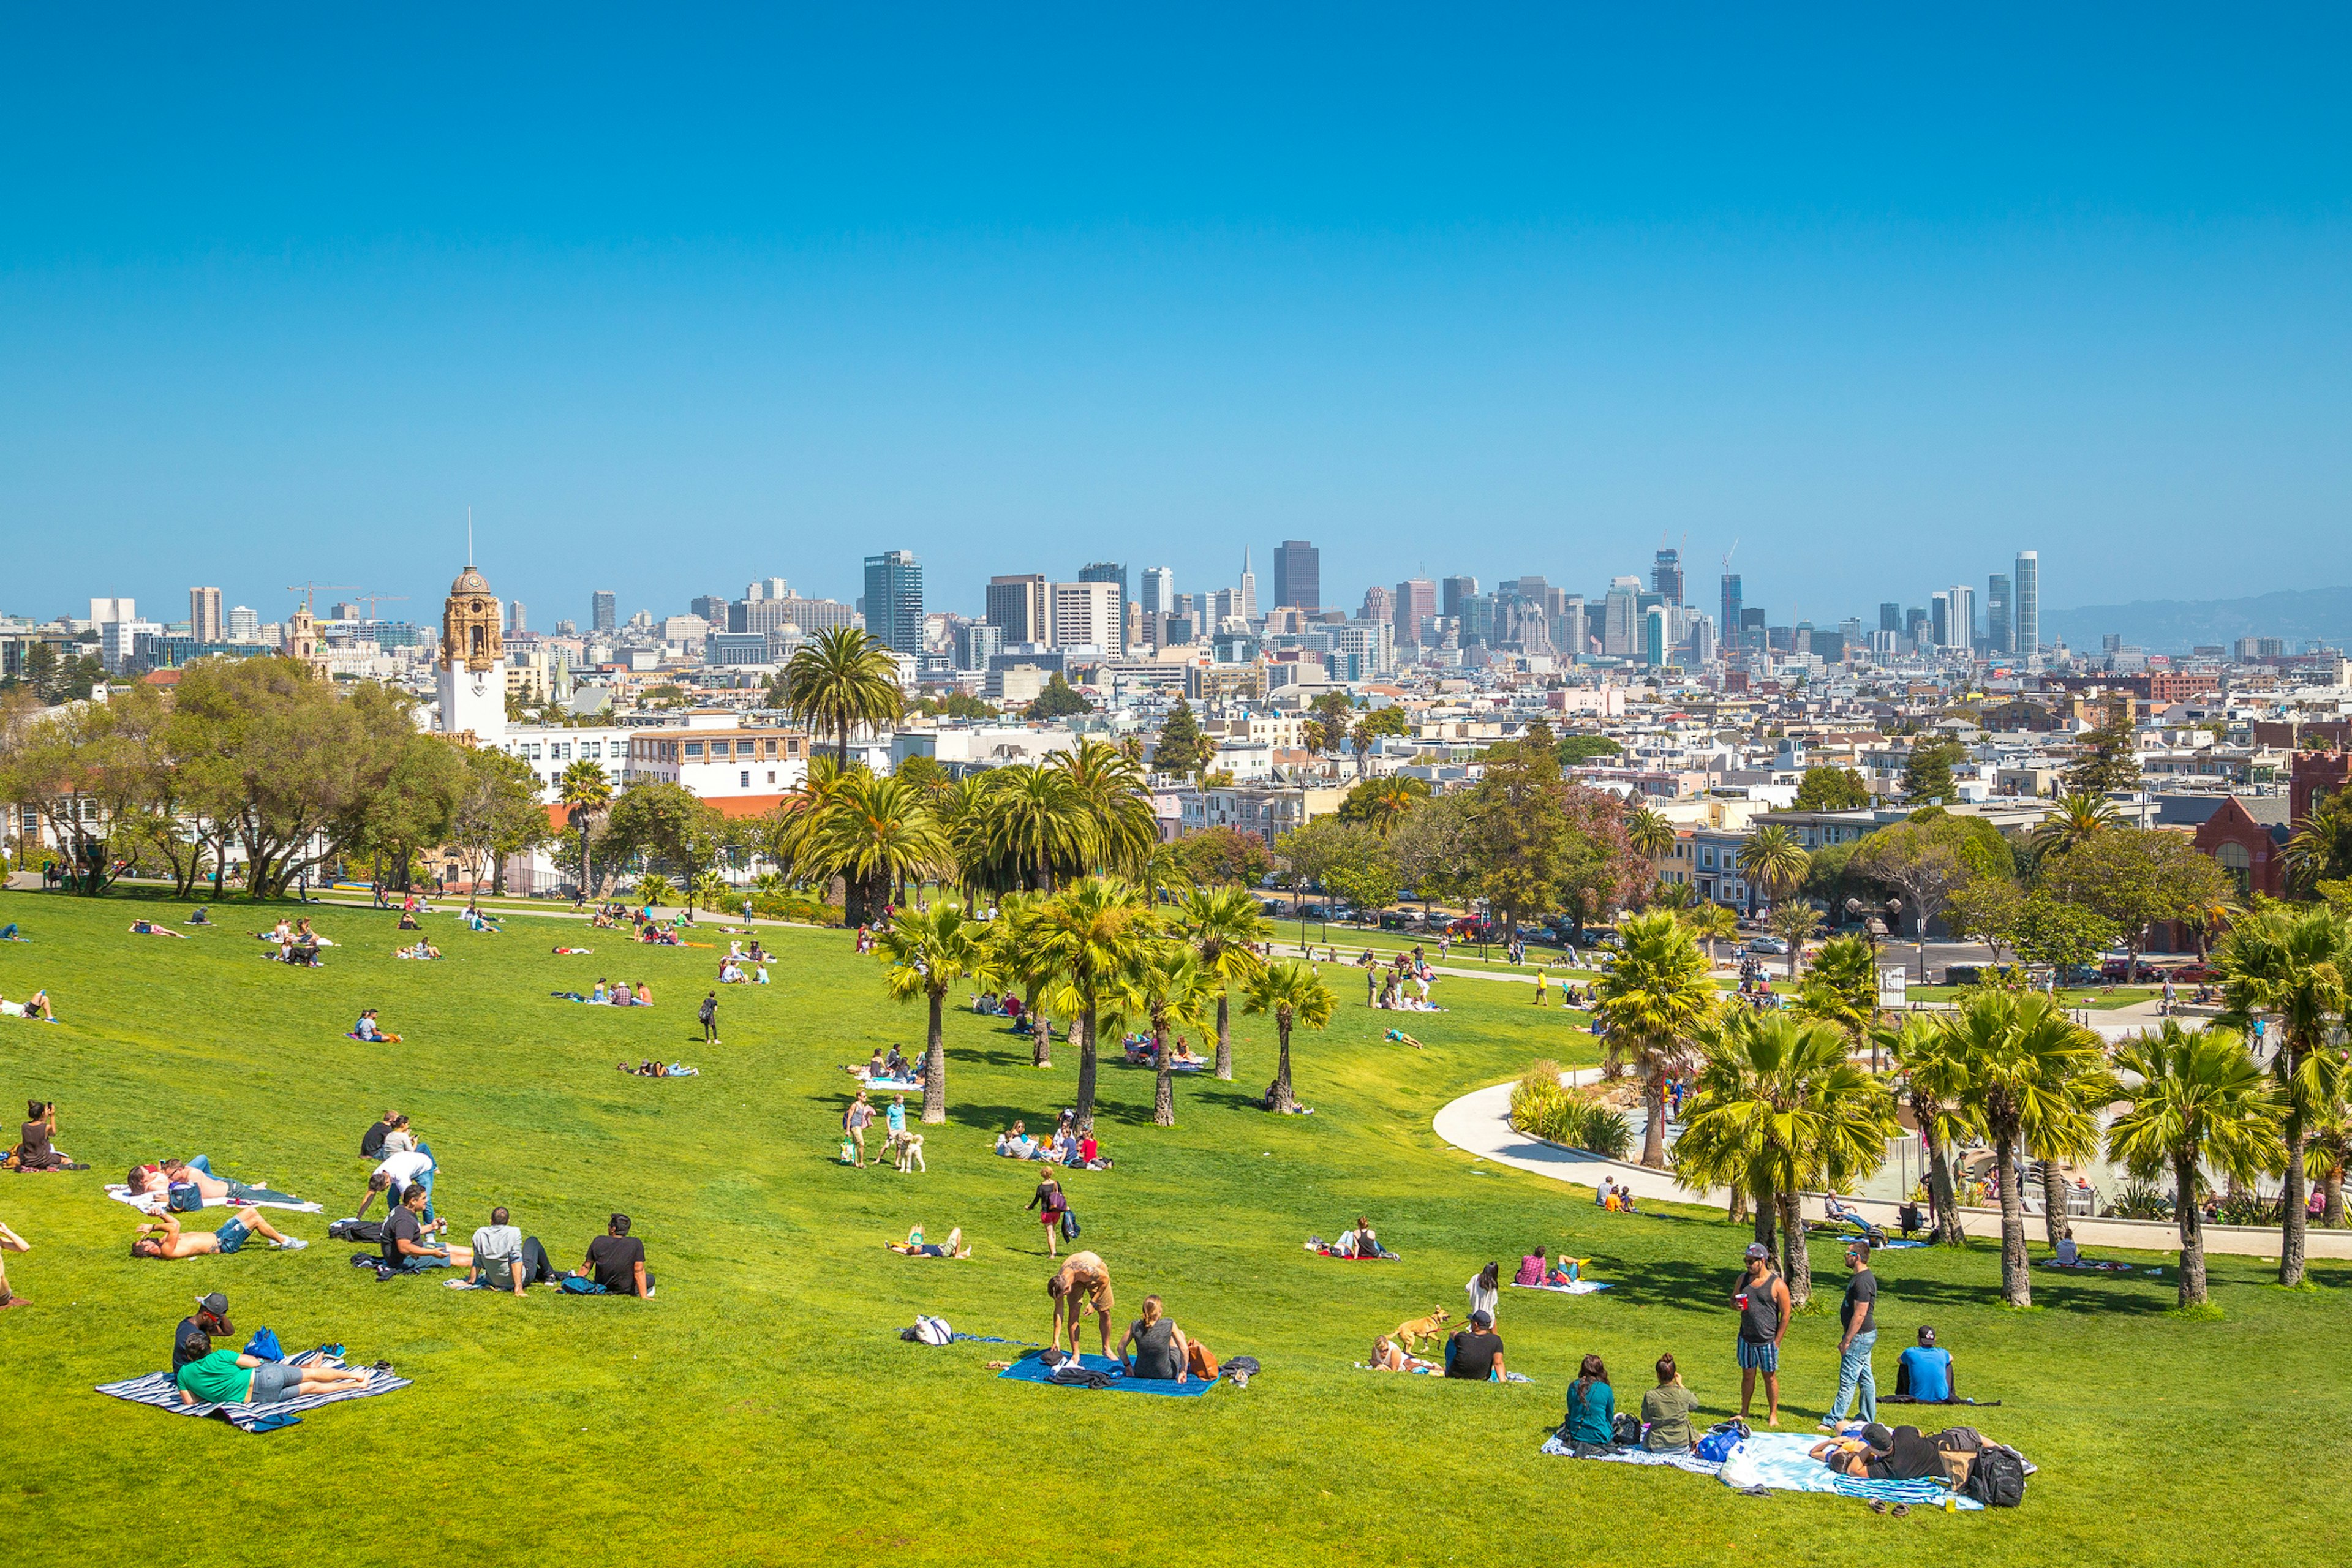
[277, 1238, 309, 1251]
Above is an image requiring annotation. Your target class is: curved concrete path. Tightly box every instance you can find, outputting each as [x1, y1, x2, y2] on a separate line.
[1433, 1073, 2352, 1261]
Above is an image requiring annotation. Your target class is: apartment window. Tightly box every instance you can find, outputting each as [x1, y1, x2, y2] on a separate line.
[767, 771, 776, 785]
[740, 770, 751, 788]
[685, 742, 704, 758]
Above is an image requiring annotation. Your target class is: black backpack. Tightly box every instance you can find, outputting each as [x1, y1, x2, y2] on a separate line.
[1611, 1412, 1643, 1447]
[1966, 1443, 2027, 1507]
[329, 1218, 385, 1244]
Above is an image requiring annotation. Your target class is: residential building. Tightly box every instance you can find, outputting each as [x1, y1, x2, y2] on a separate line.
[226, 604, 259, 641]
[627, 719, 812, 798]
[189, 587, 223, 643]
[1049, 579, 1122, 652]
[2013, 550, 2039, 650]
[863, 550, 924, 655]
[591, 590, 617, 633]
[1947, 584, 1976, 650]
[1273, 540, 1321, 611]
[1175, 780, 1348, 845]
[954, 621, 1003, 668]
[986, 575, 1050, 644]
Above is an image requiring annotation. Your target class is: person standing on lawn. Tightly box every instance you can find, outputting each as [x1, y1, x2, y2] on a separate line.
[1827, 1238, 1879, 1425]
[699, 991, 719, 1044]
[1735, 1242, 1792, 1426]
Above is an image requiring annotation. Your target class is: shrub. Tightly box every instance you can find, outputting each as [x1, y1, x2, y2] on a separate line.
[1510, 1061, 1571, 1142]
[752, 891, 839, 927]
[1573, 1105, 1635, 1160]
[2105, 1182, 2174, 1221]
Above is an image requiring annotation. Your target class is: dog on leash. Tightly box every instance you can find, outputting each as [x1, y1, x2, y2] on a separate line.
[1390, 1308, 1451, 1352]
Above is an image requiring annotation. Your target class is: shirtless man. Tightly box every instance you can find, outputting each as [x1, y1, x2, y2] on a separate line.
[0, 1219, 28, 1306]
[131, 1209, 307, 1259]
[133, 1159, 300, 1208]
[1047, 1250, 1116, 1356]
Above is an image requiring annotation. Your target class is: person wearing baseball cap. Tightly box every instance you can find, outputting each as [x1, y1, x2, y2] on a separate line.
[1735, 1242, 1792, 1425]
[1442, 1308, 1507, 1381]
[175, 1292, 233, 1372]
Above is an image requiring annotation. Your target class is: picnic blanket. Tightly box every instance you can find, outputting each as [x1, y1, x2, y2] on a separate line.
[96, 1346, 408, 1433]
[105, 1183, 322, 1216]
[1539, 1431, 1722, 1474]
[998, 1351, 1219, 1397]
[2035, 1257, 2136, 1272]
[1510, 1280, 1613, 1295]
[1716, 1431, 1982, 1509]
[858, 1077, 924, 1093]
[1353, 1362, 1534, 1384]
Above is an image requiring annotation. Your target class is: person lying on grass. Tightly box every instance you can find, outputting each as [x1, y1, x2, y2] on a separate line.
[128, 920, 189, 938]
[1368, 1334, 1436, 1373]
[1117, 1294, 1191, 1382]
[132, 1209, 307, 1259]
[1047, 1251, 1115, 1355]
[176, 1345, 371, 1408]
[133, 1158, 303, 1208]
[887, 1226, 969, 1258]
[1, 989, 57, 1022]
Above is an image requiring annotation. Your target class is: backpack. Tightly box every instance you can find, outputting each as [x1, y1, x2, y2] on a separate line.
[1695, 1419, 1751, 1464]
[1187, 1339, 1220, 1379]
[900, 1315, 952, 1346]
[1611, 1412, 1643, 1447]
[329, 1218, 385, 1244]
[1964, 1443, 2027, 1507]
[1060, 1210, 1080, 1242]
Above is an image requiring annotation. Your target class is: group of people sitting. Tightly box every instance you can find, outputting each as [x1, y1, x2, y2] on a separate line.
[349, 1010, 402, 1043]
[852, 1046, 922, 1085]
[1512, 1245, 1590, 1286]
[394, 937, 443, 959]
[1594, 1177, 1643, 1214]
[1362, 950, 1441, 1011]
[996, 1112, 1108, 1168]
[1120, 1033, 1207, 1068]
[1321, 1216, 1395, 1259]
[717, 941, 769, 984]
[970, 990, 1025, 1017]
[171, 1291, 368, 1406]
[551, 978, 655, 1006]
[253, 917, 332, 964]
[0, 988, 56, 1022]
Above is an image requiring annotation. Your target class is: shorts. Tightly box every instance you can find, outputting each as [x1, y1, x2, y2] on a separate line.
[247, 1360, 306, 1403]
[214, 1214, 254, 1253]
[1736, 1338, 1779, 1374]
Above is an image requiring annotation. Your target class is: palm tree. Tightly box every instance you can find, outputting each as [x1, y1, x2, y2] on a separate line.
[1592, 910, 1719, 1169]
[1766, 901, 1825, 980]
[1880, 1013, 1976, 1246]
[976, 764, 1090, 894]
[1170, 886, 1271, 1080]
[1109, 939, 1213, 1126]
[691, 868, 731, 911]
[1356, 777, 1428, 838]
[2031, 790, 2120, 859]
[1030, 877, 1159, 1128]
[783, 625, 905, 773]
[1796, 932, 1879, 1060]
[1675, 1010, 1898, 1306]
[990, 891, 1057, 1068]
[1679, 902, 1738, 970]
[556, 759, 613, 895]
[2283, 793, 2352, 892]
[2028, 1045, 2114, 1251]
[633, 872, 673, 906]
[1940, 991, 2108, 1306]
[876, 900, 1003, 1124]
[1626, 805, 1676, 891]
[2306, 1095, 2352, 1229]
[1052, 738, 1158, 880]
[1243, 959, 1336, 1113]
[1741, 824, 1809, 919]
[2108, 1021, 2285, 1308]
[796, 772, 951, 927]
[2213, 903, 2352, 1286]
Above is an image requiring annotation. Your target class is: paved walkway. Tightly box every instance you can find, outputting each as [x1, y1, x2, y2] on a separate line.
[1431, 1072, 2352, 1261]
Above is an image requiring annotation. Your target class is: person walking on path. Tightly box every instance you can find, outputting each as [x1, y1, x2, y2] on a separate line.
[699, 991, 719, 1044]
[1532, 966, 1548, 1006]
[1826, 1238, 1879, 1426]
[1028, 1171, 1069, 1258]
[1735, 1242, 1792, 1426]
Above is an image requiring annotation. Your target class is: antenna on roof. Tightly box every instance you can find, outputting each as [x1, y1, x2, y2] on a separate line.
[467, 506, 474, 567]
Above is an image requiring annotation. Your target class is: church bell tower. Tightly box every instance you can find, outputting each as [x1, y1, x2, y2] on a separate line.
[437, 564, 507, 742]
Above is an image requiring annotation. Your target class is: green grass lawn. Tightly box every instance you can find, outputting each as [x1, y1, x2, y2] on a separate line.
[0, 889, 2340, 1567]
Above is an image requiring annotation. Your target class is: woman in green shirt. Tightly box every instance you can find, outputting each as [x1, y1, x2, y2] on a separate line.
[1563, 1353, 1616, 1447]
[1640, 1352, 1702, 1452]
[175, 1348, 371, 1407]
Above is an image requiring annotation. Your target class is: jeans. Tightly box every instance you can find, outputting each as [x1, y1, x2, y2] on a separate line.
[1833, 1329, 1878, 1422]
[186, 1154, 214, 1174]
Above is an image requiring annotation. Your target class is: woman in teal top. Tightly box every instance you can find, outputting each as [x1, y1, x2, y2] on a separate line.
[1564, 1352, 1616, 1446]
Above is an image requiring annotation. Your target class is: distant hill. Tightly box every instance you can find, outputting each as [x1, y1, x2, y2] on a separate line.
[2045, 586, 2352, 654]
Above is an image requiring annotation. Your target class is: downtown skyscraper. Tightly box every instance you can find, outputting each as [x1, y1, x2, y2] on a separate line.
[863, 549, 924, 655]
[2013, 550, 2040, 652]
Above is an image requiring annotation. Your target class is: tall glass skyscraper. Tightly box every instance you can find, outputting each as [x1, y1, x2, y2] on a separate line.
[1986, 573, 2013, 653]
[1272, 540, 1321, 611]
[1140, 566, 1175, 614]
[591, 590, 616, 633]
[1719, 573, 1742, 647]
[2013, 550, 2040, 651]
[862, 550, 924, 655]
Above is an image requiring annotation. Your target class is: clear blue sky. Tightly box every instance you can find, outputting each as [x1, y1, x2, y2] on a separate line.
[4, 5, 2348, 631]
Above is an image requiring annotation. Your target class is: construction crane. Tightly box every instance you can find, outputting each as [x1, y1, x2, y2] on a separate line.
[1721, 537, 1740, 572]
[354, 592, 409, 624]
[285, 582, 360, 616]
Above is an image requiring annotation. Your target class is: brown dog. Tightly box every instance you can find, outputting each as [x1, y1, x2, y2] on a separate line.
[1391, 1308, 1452, 1353]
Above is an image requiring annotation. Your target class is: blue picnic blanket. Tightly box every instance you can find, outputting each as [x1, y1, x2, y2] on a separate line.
[1717, 1431, 1981, 1509]
[95, 1346, 408, 1433]
[997, 1351, 1219, 1397]
[1538, 1431, 1722, 1474]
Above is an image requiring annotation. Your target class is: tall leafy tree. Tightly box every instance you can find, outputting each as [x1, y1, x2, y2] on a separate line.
[1678, 901, 1739, 968]
[1174, 826, 1273, 889]
[2065, 707, 2143, 794]
[1902, 737, 1966, 804]
[1169, 885, 1271, 1080]
[2040, 827, 2232, 984]
[1243, 959, 1336, 1114]
[973, 764, 1090, 894]
[2108, 1022, 2285, 1308]
[604, 782, 731, 902]
[1593, 910, 1719, 1169]
[876, 900, 1003, 1124]
[1150, 698, 1212, 777]
[450, 745, 552, 894]
[1023, 673, 1092, 720]
[1793, 765, 1872, 812]
[783, 625, 905, 772]
[2213, 903, 2352, 1286]
[1796, 933, 1880, 1061]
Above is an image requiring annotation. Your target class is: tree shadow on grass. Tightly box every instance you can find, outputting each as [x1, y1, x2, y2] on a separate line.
[944, 1043, 1035, 1069]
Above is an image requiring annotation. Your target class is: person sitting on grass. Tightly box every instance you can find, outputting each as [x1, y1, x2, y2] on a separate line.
[396, 909, 423, 932]
[1368, 1333, 1436, 1373]
[175, 1344, 372, 1408]
[16, 1100, 85, 1170]
[1642, 1354, 1700, 1451]
[175, 1291, 235, 1370]
[1515, 1245, 1550, 1286]
[887, 1226, 969, 1258]
[469, 1205, 560, 1294]
[128, 919, 189, 938]
[379, 1115, 418, 1158]
[132, 1209, 307, 1259]
[1561, 1352, 1616, 1449]
[350, 1009, 402, 1043]
[567, 1212, 654, 1297]
[359, 1110, 399, 1161]
[1442, 1309, 1506, 1381]
[0, 1218, 29, 1308]
[1893, 1325, 1957, 1402]
[380, 1184, 470, 1273]
[1117, 1294, 1191, 1382]
[1046, 1250, 1115, 1355]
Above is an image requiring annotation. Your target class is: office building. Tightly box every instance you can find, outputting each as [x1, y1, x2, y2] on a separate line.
[954, 621, 1003, 668]
[1642, 605, 1669, 667]
[592, 591, 617, 633]
[1392, 578, 1436, 646]
[862, 551, 925, 655]
[2013, 550, 2040, 652]
[1947, 584, 1976, 650]
[1879, 602, 1902, 633]
[508, 600, 527, 636]
[1719, 574, 1742, 647]
[1905, 607, 1929, 646]
[1272, 540, 1320, 611]
[1140, 566, 1175, 614]
[1986, 573, 2012, 654]
[189, 587, 223, 643]
[1457, 593, 1496, 647]
[1235, 549, 1259, 624]
[1653, 548, 1684, 605]
[1049, 579, 1122, 652]
[1558, 594, 1587, 657]
[1359, 585, 1394, 625]
[1441, 575, 1478, 621]
[689, 594, 731, 625]
[1602, 577, 1642, 657]
[1740, 607, 1766, 643]
[1079, 561, 1129, 603]
[227, 605, 259, 641]
[986, 575, 1050, 644]
[1930, 592, 1951, 649]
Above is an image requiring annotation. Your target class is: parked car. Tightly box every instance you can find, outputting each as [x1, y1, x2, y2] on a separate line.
[2166, 963, 2217, 984]
[1747, 935, 1790, 956]
[1943, 964, 2019, 987]
[1297, 903, 1329, 919]
[2056, 964, 2102, 987]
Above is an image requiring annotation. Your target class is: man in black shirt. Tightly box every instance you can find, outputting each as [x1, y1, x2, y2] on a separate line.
[1442, 1309, 1505, 1380]
[379, 1185, 470, 1275]
[360, 1110, 397, 1160]
[175, 1292, 232, 1369]
[574, 1212, 655, 1297]
[699, 993, 718, 1044]
[1828, 1238, 1879, 1425]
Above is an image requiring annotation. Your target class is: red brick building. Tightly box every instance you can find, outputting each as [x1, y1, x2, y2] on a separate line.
[2291, 748, 2350, 824]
